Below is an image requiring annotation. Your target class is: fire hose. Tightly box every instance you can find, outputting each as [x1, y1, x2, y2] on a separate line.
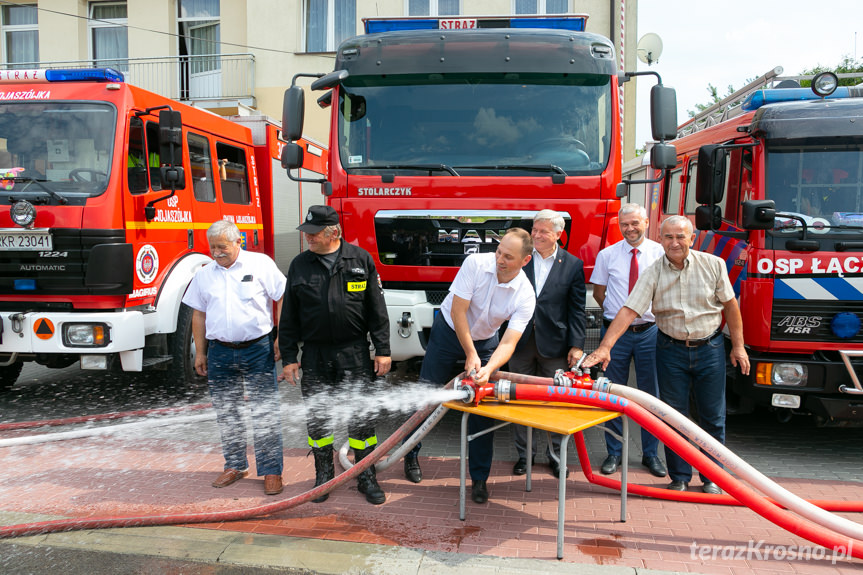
[497, 369, 863, 520]
[451, 371, 863, 559]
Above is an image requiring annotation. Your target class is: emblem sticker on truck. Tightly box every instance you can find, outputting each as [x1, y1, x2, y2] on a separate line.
[135, 244, 159, 285]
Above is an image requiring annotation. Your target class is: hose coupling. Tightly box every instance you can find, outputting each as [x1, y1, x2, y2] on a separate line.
[593, 376, 612, 393]
[494, 378, 512, 402]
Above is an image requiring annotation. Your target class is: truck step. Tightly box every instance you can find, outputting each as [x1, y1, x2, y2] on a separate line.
[141, 356, 173, 368]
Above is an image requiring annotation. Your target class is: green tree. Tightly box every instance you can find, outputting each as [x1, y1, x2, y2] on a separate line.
[799, 55, 863, 87]
[688, 55, 863, 118]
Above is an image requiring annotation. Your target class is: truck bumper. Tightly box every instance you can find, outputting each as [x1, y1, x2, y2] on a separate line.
[0, 310, 146, 370]
[384, 290, 437, 362]
[735, 349, 863, 423]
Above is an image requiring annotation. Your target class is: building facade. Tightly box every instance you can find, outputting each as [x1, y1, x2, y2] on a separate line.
[1, 0, 640, 158]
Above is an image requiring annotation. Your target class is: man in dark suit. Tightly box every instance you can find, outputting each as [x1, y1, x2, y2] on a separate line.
[508, 209, 586, 478]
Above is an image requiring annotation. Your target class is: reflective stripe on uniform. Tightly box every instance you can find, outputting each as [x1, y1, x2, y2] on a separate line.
[348, 435, 378, 450]
[308, 435, 335, 448]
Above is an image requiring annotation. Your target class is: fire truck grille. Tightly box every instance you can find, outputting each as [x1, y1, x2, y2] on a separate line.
[772, 300, 863, 343]
[425, 290, 449, 306]
[373, 210, 572, 269]
[0, 228, 129, 296]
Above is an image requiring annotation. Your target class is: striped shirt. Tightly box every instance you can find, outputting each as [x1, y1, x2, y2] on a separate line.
[623, 249, 735, 341]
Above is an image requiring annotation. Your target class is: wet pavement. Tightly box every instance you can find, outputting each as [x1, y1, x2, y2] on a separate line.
[1, 364, 863, 574]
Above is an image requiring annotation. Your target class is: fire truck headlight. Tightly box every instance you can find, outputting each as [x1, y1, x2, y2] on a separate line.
[773, 363, 807, 386]
[63, 323, 110, 347]
[811, 71, 839, 97]
[831, 312, 861, 339]
[755, 362, 807, 386]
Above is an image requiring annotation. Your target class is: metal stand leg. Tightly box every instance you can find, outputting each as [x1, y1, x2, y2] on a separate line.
[525, 426, 532, 492]
[620, 416, 628, 522]
[557, 434, 571, 560]
[459, 411, 468, 521]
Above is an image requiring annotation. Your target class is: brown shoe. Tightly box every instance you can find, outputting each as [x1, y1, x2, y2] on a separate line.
[264, 474, 283, 495]
[212, 468, 248, 488]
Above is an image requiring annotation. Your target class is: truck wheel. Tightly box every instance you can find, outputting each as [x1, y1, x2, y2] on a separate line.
[168, 303, 205, 386]
[0, 360, 23, 392]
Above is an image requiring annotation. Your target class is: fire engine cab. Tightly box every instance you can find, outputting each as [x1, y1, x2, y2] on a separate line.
[646, 68, 863, 424]
[0, 68, 326, 390]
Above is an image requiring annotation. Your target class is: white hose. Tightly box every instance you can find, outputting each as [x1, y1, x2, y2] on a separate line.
[339, 403, 450, 472]
[0, 412, 216, 447]
[597, 380, 863, 542]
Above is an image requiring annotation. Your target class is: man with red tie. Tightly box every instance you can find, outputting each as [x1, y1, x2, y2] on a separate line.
[589, 203, 667, 479]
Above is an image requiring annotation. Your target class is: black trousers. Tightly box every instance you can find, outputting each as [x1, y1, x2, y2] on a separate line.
[300, 340, 377, 450]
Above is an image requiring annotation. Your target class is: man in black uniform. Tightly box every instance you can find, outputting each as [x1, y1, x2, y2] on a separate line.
[279, 205, 392, 505]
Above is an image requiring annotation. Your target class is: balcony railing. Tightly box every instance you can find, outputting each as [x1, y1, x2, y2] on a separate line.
[1, 54, 255, 106]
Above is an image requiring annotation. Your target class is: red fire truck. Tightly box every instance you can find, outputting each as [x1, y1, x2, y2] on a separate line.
[644, 68, 863, 424]
[282, 14, 677, 362]
[0, 68, 327, 390]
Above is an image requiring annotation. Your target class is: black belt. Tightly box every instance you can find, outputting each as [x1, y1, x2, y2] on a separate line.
[212, 332, 270, 349]
[659, 329, 721, 348]
[603, 317, 655, 334]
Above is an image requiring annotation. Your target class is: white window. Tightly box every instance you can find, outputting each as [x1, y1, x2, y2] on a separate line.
[2, 4, 38, 68]
[90, 2, 128, 72]
[305, 0, 356, 53]
[514, 0, 569, 14]
[178, 0, 220, 99]
[406, 0, 460, 15]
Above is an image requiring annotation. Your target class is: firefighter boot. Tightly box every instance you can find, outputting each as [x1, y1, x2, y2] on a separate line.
[354, 446, 386, 505]
[311, 445, 335, 503]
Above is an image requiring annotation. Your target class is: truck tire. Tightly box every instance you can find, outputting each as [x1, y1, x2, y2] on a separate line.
[168, 303, 206, 387]
[0, 360, 23, 392]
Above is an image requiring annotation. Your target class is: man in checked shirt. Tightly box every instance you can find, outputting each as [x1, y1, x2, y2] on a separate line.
[584, 215, 749, 495]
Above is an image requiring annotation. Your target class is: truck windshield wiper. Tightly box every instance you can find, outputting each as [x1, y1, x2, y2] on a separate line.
[455, 164, 569, 176]
[8, 176, 68, 205]
[375, 164, 460, 176]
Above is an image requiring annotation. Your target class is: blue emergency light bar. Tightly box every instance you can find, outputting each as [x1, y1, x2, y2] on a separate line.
[0, 67, 125, 84]
[364, 15, 586, 34]
[45, 67, 124, 83]
[741, 86, 851, 111]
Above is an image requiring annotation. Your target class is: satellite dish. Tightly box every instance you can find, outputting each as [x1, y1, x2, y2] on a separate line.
[637, 33, 663, 66]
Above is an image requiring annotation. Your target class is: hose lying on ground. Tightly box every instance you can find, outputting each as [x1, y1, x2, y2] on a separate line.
[0, 383, 449, 539]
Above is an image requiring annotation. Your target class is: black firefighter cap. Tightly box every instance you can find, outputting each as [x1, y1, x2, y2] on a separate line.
[297, 205, 339, 233]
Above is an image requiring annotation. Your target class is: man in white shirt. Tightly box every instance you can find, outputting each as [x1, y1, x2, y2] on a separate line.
[413, 228, 536, 504]
[182, 220, 286, 496]
[590, 203, 667, 479]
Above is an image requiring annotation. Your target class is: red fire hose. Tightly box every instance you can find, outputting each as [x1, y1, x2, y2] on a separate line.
[0, 403, 212, 432]
[504, 382, 863, 559]
[496, 369, 863, 513]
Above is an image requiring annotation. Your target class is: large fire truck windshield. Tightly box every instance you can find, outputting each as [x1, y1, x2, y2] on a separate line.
[0, 102, 115, 201]
[338, 73, 612, 177]
[767, 144, 863, 234]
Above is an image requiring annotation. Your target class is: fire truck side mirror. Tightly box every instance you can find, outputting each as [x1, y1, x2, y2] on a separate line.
[158, 110, 183, 166]
[159, 165, 185, 189]
[158, 110, 185, 189]
[695, 144, 726, 204]
[650, 85, 678, 142]
[651, 143, 677, 170]
[742, 200, 777, 230]
[281, 142, 304, 170]
[283, 86, 305, 142]
[694, 205, 722, 231]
